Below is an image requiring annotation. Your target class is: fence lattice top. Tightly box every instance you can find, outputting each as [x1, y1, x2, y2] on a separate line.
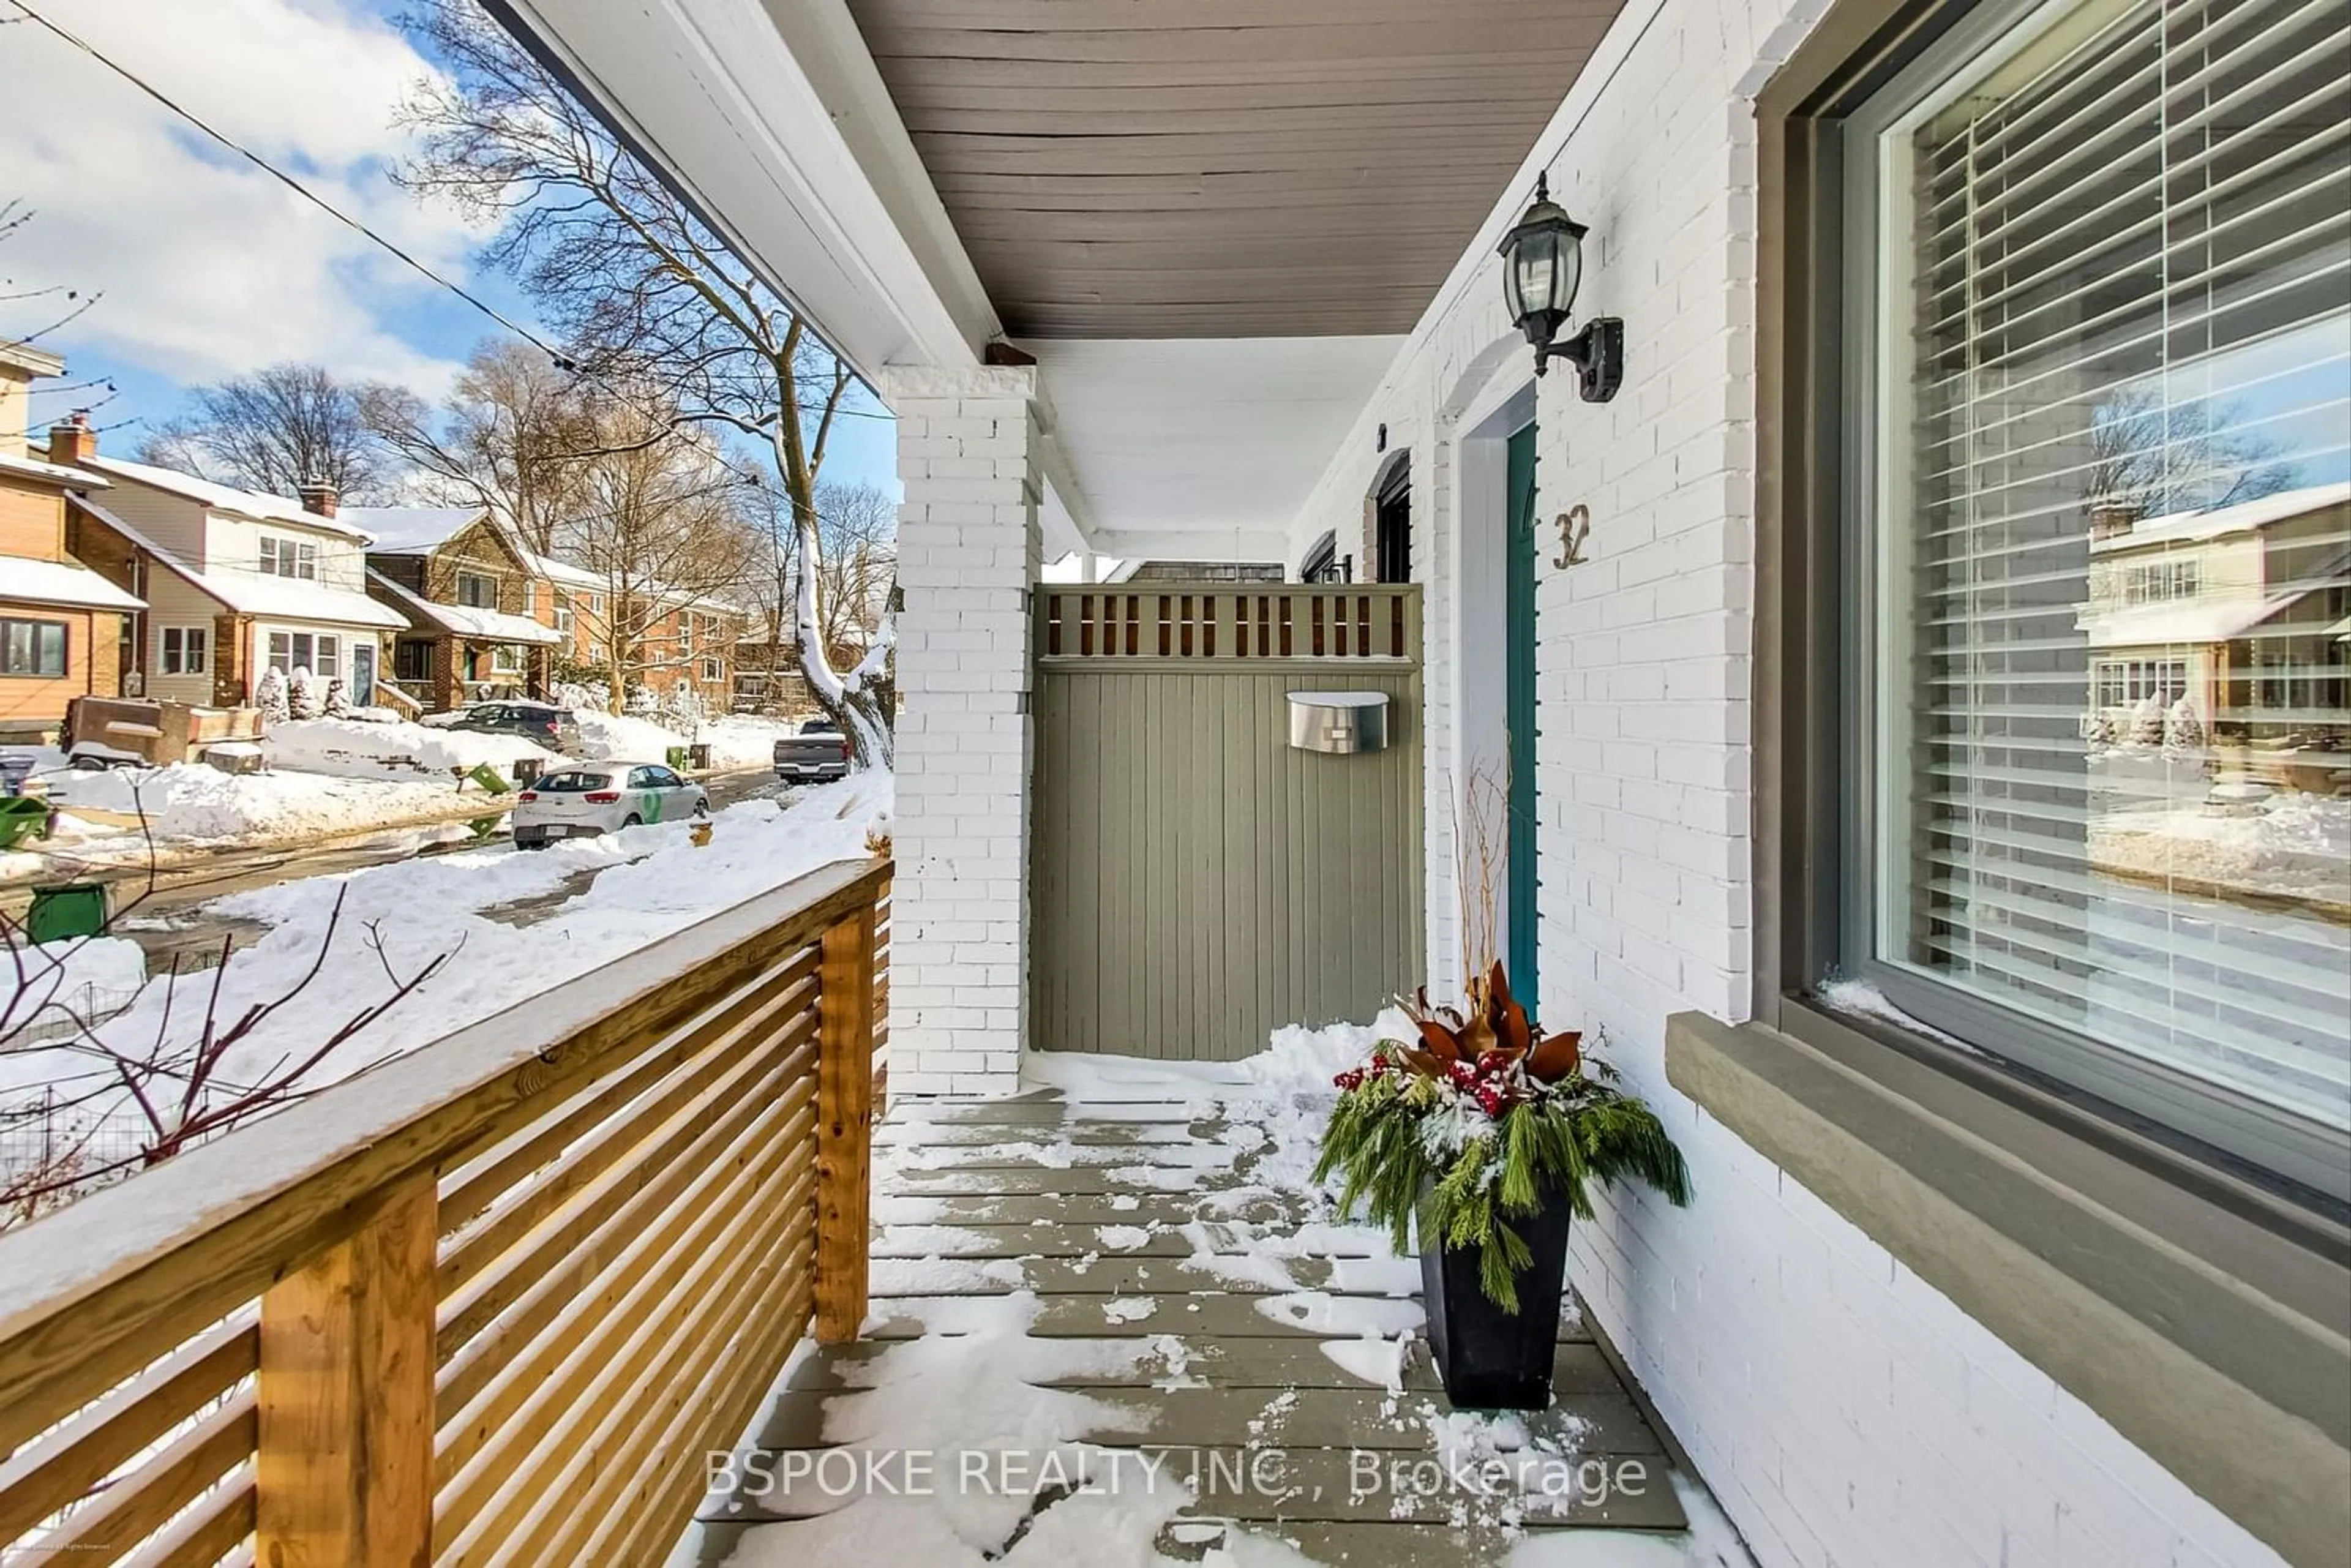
[1037, 584, 1418, 662]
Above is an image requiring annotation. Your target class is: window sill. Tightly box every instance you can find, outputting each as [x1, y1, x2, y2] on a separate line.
[1665, 1007, 2350, 1568]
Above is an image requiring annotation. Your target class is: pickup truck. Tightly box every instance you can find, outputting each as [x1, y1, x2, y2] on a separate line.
[773, 718, 853, 783]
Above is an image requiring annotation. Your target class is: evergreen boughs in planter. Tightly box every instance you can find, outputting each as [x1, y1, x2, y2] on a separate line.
[1313, 961, 1690, 1313]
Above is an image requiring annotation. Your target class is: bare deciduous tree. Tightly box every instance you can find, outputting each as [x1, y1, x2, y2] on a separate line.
[360, 338, 602, 552]
[396, 0, 896, 762]
[139, 362, 396, 501]
[744, 479, 896, 682]
[0, 198, 101, 355]
[556, 389, 761, 707]
[2085, 388, 2298, 517]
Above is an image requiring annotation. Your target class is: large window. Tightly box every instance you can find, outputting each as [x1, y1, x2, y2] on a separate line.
[266, 630, 341, 678]
[456, 571, 498, 609]
[1848, 0, 2349, 1187]
[0, 617, 67, 678]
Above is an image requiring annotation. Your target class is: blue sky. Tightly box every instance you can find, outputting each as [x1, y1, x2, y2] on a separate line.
[0, 0, 899, 495]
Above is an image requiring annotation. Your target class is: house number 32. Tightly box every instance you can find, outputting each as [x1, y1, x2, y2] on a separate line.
[1553, 505, 1591, 569]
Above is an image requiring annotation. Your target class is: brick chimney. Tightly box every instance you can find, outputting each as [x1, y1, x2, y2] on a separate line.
[299, 479, 339, 519]
[46, 410, 96, 468]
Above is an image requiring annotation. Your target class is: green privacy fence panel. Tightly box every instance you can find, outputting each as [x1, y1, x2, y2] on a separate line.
[1031, 585, 1424, 1061]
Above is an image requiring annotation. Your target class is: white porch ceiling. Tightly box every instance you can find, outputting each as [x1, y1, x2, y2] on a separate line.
[1028, 337, 1402, 561]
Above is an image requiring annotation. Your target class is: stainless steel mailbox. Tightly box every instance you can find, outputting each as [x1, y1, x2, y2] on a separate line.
[1287, 691, 1390, 755]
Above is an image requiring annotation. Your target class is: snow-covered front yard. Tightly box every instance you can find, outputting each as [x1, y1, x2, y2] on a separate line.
[2, 775, 891, 1138]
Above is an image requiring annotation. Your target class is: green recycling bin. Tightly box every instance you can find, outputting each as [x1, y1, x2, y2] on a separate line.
[26, 882, 109, 943]
[0, 796, 52, 852]
[666, 745, 691, 771]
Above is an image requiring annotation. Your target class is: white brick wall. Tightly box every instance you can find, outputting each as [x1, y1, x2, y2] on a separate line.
[877, 364, 1041, 1098]
[1283, 2, 2291, 1564]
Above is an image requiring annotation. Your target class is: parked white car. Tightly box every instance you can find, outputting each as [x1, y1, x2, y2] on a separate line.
[511, 760, 709, 848]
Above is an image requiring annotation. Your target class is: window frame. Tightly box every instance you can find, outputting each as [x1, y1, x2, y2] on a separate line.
[258, 536, 319, 580]
[0, 616, 69, 678]
[159, 625, 210, 675]
[1755, 0, 2347, 1202]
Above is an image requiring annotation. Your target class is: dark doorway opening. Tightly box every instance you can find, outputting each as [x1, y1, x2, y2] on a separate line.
[1375, 456, 1411, 582]
[1299, 530, 1350, 583]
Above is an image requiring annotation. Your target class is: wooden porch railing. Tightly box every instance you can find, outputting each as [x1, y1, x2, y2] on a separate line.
[0, 856, 891, 1567]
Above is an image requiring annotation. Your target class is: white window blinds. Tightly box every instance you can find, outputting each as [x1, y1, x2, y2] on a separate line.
[1878, 0, 2351, 1136]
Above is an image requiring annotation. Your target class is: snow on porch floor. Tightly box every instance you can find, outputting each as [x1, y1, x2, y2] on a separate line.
[679, 1046, 1751, 1567]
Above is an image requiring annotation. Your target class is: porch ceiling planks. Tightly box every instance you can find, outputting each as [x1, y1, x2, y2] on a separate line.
[838, 0, 1628, 337]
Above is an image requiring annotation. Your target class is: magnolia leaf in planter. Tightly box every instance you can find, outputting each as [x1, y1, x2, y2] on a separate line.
[1525, 1030, 1581, 1083]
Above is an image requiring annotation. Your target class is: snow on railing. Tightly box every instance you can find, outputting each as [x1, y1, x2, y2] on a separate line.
[0, 856, 890, 1566]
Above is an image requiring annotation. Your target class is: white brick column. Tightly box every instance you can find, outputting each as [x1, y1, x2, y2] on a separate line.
[877, 364, 1043, 1097]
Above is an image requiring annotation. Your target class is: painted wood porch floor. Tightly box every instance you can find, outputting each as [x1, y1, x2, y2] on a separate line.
[680, 1089, 1715, 1566]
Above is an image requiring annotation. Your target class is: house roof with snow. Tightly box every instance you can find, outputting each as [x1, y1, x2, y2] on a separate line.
[2080, 590, 2326, 650]
[0, 555, 145, 612]
[75, 455, 375, 542]
[520, 549, 607, 593]
[68, 495, 408, 630]
[343, 505, 493, 555]
[2089, 481, 2351, 555]
[0, 449, 109, 489]
[366, 568, 562, 646]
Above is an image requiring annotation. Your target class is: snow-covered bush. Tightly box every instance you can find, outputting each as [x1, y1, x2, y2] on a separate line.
[253, 667, 291, 724]
[2129, 691, 2167, 745]
[2164, 696, 2205, 753]
[550, 678, 610, 715]
[286, 667, 320, 721]
[322, 677, 352, 719]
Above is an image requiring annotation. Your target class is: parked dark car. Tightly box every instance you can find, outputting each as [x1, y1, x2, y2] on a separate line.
[448, 701, 581, 754]
[773, 718, 852, 782]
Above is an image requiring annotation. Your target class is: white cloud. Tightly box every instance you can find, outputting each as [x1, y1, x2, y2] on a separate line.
[0, 0, 492, 393]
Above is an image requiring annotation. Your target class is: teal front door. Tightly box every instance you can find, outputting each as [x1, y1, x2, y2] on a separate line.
[1504, 422, 1539, 998]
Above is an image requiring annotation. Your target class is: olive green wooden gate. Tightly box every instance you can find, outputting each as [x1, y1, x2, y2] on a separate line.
[1030, 583, 1424, 1060]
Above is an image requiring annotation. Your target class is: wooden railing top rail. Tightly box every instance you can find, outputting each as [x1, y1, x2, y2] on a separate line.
[1037, 582, 1421, 664]
[0, 856, 890, 1447]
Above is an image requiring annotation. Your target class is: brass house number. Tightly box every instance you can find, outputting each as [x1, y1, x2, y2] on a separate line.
[1553, 505, 1591, 569]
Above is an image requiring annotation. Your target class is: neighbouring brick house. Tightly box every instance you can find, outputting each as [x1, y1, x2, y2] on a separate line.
[354, 505, 563, 713]
[517, 546, 744, 710]
[53, 418, 405, 708]
[0, 350, 143, 740]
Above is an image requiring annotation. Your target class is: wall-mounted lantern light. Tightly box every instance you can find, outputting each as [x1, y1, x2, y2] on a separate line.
[1499, 174, 1624, 402]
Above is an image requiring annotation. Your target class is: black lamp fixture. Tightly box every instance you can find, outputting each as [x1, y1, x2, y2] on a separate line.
[1498, 173, 1623, 402]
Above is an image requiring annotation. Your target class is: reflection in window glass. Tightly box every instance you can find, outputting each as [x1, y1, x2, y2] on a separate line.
[1877, 0, 2350, 1133]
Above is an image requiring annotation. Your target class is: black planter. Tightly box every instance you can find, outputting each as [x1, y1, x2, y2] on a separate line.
[1420, 1193, 1573, 1410]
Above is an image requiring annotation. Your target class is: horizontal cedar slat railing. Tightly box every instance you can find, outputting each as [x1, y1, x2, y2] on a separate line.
[1037, 582, 1420, 663]
[0, 855, 892, 1568]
